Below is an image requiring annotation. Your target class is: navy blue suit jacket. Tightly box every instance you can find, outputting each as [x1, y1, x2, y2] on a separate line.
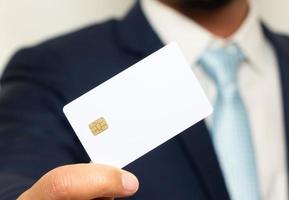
[1, 2, 289, 200]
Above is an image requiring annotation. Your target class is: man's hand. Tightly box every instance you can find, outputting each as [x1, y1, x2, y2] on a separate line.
[17, 164, 139, 200]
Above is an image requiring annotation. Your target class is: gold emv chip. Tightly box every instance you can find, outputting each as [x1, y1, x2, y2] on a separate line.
[89, 117, 108, 136]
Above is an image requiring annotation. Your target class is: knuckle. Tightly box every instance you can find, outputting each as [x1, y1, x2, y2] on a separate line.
[95, 168, 121, 194]
[45, 167, 72, 200]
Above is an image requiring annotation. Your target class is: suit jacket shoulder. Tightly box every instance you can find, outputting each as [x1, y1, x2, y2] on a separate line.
[2, 19, 131, 101]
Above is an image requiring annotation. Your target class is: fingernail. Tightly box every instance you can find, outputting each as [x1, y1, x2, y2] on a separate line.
[121, 171, 139, 193]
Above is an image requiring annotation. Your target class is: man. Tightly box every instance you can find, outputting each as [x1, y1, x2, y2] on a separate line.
[0, 0, 288, 199]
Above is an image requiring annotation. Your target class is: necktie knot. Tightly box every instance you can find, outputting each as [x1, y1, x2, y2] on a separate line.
[198, 45, 245, 89]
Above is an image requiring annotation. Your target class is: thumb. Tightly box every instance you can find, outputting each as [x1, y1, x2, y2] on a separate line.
[18, 164, 139, 200]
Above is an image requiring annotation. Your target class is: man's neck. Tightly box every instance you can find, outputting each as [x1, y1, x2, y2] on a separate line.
[158, 0, 249, 38]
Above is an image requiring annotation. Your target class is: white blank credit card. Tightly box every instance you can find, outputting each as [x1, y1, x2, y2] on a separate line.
[63, 43, 212, 168]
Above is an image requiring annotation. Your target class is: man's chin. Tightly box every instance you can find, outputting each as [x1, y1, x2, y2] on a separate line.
[167, 0, 233, 10]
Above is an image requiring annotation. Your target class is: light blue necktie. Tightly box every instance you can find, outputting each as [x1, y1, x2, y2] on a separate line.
[198, 45, 261, 200]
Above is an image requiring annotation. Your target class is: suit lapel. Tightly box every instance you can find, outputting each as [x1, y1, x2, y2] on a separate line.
[116, 2, 230, 199]
[264, 27, 289, 187]
[116, 2, 164, 57]
[177, 122, 230, 200]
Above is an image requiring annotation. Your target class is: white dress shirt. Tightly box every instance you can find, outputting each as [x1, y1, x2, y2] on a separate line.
[141, 0, 288, 199]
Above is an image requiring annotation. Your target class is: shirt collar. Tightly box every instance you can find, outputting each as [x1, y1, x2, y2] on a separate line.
[233, 1, 273, 73]
[141, 0, 270, 72]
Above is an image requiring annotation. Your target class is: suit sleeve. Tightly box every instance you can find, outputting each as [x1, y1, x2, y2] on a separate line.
[0, 45, 89, 199]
